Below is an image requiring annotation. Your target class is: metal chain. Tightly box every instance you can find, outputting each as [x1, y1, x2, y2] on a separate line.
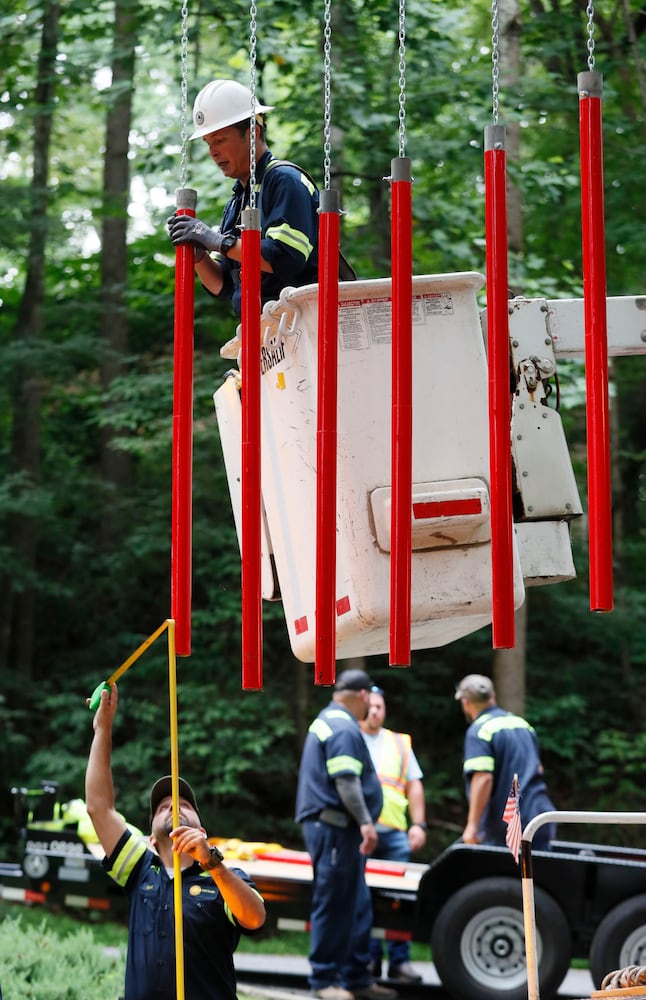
[249, 0, 258, 208]
[322, 0, 332, 190]
[491, 0, 500, 125]
[586, 0, 596, 70]
[179, 0, 189, 189]
[398, 0, 407, 158]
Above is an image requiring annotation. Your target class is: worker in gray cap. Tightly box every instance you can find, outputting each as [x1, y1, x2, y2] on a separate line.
[295, 669, 396, 1000]
[455, 674, 556, 850]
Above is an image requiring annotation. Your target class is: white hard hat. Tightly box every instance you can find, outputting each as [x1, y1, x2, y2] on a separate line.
[190, 79, 274, 140]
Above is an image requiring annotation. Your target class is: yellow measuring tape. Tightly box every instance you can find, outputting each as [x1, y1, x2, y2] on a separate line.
[88, 619, 185, 1000]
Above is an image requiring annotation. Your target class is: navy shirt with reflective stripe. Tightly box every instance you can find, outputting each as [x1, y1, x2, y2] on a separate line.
[216, 149, 319, 317]
[463, 705, 555, 845]
[102, 829, 261, 1000]
[295, 701, 383, 823]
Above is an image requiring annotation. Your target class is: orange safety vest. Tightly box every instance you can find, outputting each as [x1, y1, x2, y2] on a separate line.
[375, 730, 412, 830]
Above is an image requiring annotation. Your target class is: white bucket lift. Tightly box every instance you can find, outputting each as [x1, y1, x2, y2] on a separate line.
[214, 273, 582, 663]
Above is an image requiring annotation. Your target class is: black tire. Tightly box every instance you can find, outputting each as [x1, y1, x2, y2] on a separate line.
[589, 895, 646, 989]
[431, 876, 571, 1000]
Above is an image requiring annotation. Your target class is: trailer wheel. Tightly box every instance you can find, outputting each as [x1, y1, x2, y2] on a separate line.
[589, 895, 646, 988]
[431, 876, 571, 1000]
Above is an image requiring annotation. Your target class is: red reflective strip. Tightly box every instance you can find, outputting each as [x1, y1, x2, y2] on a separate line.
[88, 897, 111, 911]
[366, 861, 406, 876]
[336, 595, 351, 616]
[413, 498, 482, 520]
[254, 850, 407, 879]
[383, 929, 413, 941]
[25, 889, 47, 904]
[256, 850, 311, 864]
[294, 616, 308, 636]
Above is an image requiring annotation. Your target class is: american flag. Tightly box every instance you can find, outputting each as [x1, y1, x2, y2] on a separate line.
[503, 775, 522, 863]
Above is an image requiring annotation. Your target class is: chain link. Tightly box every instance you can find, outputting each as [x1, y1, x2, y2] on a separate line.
[179, 0, 189, 189]
[491, 0, 500, 125]
[249, 0, 258, 208]
[398, 0, 407, 158]
[322, 0, 332, 190]
[586, 0, 596, 70]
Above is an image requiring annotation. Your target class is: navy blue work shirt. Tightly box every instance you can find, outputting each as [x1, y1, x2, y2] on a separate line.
[102, 829, 262, 1000]
[295, 701, 383, 824]
[463, 704, 555, 846]
[215, 149, 319, 317]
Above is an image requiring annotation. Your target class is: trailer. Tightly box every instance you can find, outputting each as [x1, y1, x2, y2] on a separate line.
[4, 784, 646, 1000]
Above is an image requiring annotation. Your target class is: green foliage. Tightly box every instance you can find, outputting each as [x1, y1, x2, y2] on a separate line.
[0, 910, 126, 1000]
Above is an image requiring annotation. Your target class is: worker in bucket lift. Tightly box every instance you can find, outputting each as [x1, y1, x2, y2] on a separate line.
[167, 79, 319, 337]
[85, 683, 265, 1000]
[455, 673, 556, 851]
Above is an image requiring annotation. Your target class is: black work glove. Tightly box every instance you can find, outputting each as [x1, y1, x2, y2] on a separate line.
[167, 214, 227, 254]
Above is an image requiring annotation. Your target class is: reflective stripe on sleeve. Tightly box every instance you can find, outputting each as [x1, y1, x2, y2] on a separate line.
[265, 222, 314, 259]
[327, 754, 363, 777]
[106, 831, 147, 888]
[477, 715, 535, 742]
[310, 718, 333, 742]
[463, 755, 495, 773]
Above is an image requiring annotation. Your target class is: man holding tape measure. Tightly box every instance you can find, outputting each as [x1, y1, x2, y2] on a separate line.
[85, 683, 265, 1000]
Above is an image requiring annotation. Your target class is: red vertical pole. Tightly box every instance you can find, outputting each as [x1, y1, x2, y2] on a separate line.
[315, 189, 340, 686]
[579, 70, 613, 612]
[484, 125, 515, 649]
[240, 207, 263, 689]
[390, 157, 413, 668]
[171, 187, 196, 657]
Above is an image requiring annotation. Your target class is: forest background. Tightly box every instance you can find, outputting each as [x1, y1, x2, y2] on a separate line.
[1, 0, 646, 861]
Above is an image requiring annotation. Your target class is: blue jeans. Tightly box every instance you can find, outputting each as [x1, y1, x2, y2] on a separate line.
[303, 819, 374, 990]
[370, 827, 411, 968]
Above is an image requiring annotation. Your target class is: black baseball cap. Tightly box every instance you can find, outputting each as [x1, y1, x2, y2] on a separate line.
[334, 668, 374, 692]
[149, 776, 200, 822]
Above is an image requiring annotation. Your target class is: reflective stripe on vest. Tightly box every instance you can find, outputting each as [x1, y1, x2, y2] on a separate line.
[377, 731, 411, 830]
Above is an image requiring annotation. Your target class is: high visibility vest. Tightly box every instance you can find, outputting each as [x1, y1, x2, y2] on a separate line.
[376, 730, 412, 830]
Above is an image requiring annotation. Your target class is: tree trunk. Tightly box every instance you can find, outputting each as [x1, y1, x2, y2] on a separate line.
[494, 599, 528, 715]
[492, 0, 527, 712]
[0, 1, 60, 683]
[98, 0, 138, 547]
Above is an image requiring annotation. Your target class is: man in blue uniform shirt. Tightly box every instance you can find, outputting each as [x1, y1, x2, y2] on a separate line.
[296, 668, 397, 1000]
[168, 78, 319, 324]
[455, 673, 556, 850]
[85, 683, 265, 1000]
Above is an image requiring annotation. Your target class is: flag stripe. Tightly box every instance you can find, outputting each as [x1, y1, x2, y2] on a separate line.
[503, 780, 522, 862]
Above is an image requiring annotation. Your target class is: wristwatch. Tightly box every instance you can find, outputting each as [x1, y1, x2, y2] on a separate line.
[412, 822, 428, 831]
[219, 233, 237, 257]
[201, 845, 224, 870]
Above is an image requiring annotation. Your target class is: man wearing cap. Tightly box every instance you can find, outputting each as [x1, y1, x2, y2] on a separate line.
[167, 78, 319, 325]
[295, 669, 397, 1000]
[360, 686, 426, 983]
[455, 673, 556, 850]
[85, 683, 265, 1000]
